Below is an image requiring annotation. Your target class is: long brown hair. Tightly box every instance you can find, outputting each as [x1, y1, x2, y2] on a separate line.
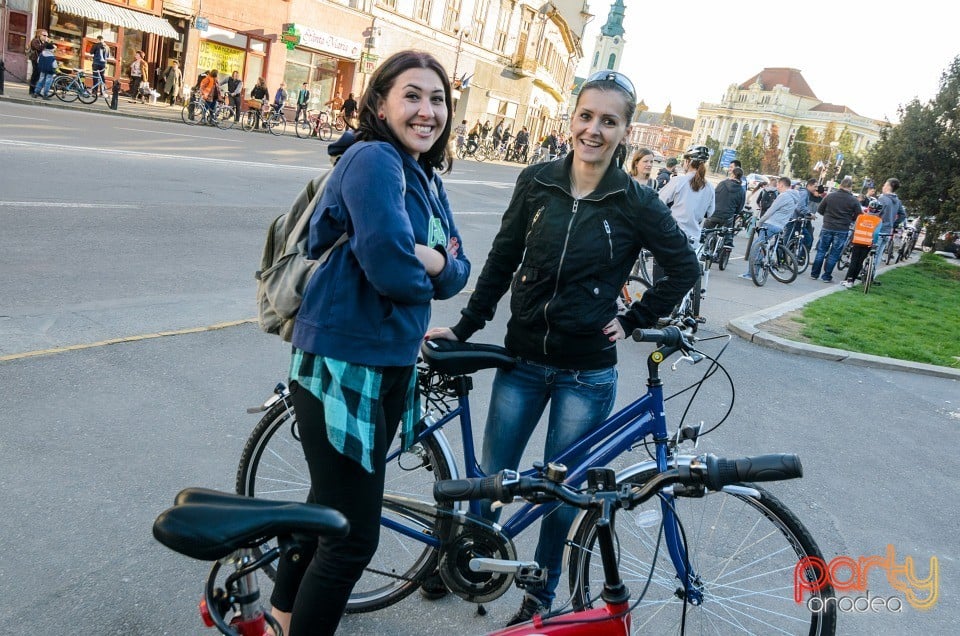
[689, 159, 708, 191]
[356, 50, 453, 172]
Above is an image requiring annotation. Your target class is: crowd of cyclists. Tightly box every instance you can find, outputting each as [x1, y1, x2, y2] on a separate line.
[453, 118, 570, 163]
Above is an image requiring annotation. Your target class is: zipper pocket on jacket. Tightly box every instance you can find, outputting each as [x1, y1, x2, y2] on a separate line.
[603, 219, 613, 260]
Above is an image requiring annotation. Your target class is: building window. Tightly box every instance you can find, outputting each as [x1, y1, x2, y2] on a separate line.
[493, 0, 510, 53]
[471, 0, 489, 44]
[7, 11, 28, 54]
[442, 0, 461, 31]
[414, 0, 433, 23]
[377, 0, 397, 9]
[727, 123, 737, 146]
[607, 53, 616, 69]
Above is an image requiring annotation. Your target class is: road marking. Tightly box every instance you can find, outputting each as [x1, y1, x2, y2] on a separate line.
[0, 318, 256, 362]
[117, 127, 245, 142]
[0, 113, 48, 121]
[452, 210, 504, 216]
[0, 201, 138, 208]
[0, 139, 320, 172]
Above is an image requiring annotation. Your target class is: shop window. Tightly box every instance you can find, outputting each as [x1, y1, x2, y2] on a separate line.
[120, 31, 144, 78]
[471, 0, 489, 43]
[49, 12, 84, 69]
[7, 11, 27, 54]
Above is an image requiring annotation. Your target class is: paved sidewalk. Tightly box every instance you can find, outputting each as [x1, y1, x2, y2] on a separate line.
[727, 257, 960, 380]
[0, 78, 305, 137]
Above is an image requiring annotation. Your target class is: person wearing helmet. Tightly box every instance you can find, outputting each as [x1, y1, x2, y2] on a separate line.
[658, 145, 715, 247]
[841, 198, 884, 288]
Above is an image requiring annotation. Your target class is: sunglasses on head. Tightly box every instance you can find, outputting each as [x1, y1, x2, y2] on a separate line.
[584, 71, 636, 101]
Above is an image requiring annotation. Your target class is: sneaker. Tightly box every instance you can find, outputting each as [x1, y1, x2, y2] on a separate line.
[418, 570, 448, 600]
[809, 275, 819, 280]
[506, 596, 549, 627]
[738, 273, 752, 280]
[840, 281, 853, 289]
[821, 277, 833, 283]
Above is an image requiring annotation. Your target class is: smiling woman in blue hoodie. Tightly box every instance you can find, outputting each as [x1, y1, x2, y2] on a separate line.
[268, 50, 470, 636]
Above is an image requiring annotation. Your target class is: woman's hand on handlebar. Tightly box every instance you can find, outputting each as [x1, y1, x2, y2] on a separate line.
[424, 326, 458, 341]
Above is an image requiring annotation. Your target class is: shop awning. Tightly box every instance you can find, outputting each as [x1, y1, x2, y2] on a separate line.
[54, 0, 180, 39]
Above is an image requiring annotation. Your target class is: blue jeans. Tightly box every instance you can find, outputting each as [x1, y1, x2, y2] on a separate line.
[480, 359, 617, 606]
[35, 72, 55, 97]
[783, 219, 813, 252]
[742, 225, 781, 275]
[875, 234, 890, 264]
[810, 229, 848, 280]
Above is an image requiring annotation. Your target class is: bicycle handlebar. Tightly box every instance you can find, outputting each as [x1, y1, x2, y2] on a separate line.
[433, 453, 803, 507]
[630, 325, 693, 348]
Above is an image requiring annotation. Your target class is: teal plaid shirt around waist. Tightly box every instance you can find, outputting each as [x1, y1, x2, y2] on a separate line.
[290, 348, 418, 473]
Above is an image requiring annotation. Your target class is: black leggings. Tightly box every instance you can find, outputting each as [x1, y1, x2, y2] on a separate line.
[270, 367, 411, 635]
[845, 244, 871, 282]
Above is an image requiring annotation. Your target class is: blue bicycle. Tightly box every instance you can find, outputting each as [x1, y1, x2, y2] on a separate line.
[237, 327, 836, 633]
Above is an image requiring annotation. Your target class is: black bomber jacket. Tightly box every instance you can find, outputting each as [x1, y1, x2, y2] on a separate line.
[451, 154, 700, 370]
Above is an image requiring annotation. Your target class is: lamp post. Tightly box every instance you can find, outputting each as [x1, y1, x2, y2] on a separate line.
[451, 23, 471, 87]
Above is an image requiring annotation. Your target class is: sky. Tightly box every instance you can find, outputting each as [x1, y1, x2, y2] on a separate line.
[576, 0, 960, 123]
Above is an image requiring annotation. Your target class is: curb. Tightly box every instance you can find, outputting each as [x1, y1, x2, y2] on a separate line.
[726, 259, 960, 380]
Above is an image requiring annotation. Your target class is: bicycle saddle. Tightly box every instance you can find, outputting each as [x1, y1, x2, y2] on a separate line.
[420, 339, 516, 375]
[153, 488, 348, 561]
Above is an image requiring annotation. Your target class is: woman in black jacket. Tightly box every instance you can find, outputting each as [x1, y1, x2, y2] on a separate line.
[425, 70, 699, 625]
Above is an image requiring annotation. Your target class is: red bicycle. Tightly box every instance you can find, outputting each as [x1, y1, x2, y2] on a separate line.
[153, 453, 805, 635]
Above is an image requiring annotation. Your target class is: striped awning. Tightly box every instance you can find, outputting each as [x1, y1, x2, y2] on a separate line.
[54, 0, 180, 39]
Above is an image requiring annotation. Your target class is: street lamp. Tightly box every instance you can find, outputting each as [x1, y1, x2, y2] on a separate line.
[451, 23, 471, 88]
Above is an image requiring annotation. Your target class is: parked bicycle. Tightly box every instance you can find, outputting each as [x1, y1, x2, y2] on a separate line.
[242, 103, 286, 135]
[457, 137, 487, 161]
[896, 222, 920, 263]
[860, 232, 893, 294]
[785, 213, 816, 274]
[51, 69, 97, 104]
[295, 109, 340, 140]
[155, 446, 828, 635]
[748, 226, 798, 286]
[181, 94, 235, 129]
[234, 327, 836, 633]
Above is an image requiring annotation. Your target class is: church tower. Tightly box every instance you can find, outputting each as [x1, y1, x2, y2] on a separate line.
[588, 0, 626, 75]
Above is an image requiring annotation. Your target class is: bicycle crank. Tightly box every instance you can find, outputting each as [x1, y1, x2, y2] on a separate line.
[436, 514, 517, 603]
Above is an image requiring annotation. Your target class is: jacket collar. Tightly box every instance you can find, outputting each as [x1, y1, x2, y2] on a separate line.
[534, 152, 629, 201]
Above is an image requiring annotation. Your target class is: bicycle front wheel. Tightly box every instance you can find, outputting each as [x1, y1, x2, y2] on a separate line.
[567, 468, 837, 635]
[77, 84, 97, 104]
[214, 105, 236, 129]
[837, 243, 851, 270]
[235, 397, 454, 612]
[863, 254, 875, 294]
[241, 110, 258, 132]
[295, 119, 313, 138]
[770, 243, 798, 283]
[790, 240, 810, 274]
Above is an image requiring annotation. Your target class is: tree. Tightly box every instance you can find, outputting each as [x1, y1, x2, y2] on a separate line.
[760, 124, 781, 174]
[866, 55, 960, 232]
[787, 125, 815, 178]
[735, 131, 763, 173]
[704, 135, 722, 171]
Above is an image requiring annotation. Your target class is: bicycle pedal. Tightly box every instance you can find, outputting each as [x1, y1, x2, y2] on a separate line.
[514, 566, 548, 590]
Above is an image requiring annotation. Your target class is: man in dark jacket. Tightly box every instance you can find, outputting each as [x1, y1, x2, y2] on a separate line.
[705, 166, 746, 229]
[27, 29, 47, 94]
[655, 157, 678, 191]
[810, 176, 862, 282]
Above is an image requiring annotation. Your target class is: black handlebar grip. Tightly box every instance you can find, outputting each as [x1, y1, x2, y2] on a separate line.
[631, 326, 683, 346]
[705, 454, 803, 490]
[434, 475, 508, 503]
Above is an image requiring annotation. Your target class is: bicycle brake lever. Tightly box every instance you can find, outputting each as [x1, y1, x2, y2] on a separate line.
[671, 350, 704, 370]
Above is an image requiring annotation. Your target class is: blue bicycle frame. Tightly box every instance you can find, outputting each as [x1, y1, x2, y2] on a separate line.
[382, 342, 701, 603]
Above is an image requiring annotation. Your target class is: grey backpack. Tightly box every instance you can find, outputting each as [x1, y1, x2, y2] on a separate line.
[255, 172, 347, 341]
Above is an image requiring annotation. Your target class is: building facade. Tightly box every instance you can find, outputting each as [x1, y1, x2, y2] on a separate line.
[586, 0, 624, 76]
[693, 67, 884, 171]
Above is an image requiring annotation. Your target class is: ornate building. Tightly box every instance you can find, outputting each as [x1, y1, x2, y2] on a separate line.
[587, 0, 624, 75]
[693, 67, 884, 170]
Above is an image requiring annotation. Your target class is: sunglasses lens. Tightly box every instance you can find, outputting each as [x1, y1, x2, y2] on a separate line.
[586, 72, 635, 99]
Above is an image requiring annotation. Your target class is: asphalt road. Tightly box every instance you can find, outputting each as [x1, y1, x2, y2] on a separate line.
[0, 98, 956, 635]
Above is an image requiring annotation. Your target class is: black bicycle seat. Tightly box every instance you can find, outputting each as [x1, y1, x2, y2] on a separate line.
[153, 488, 348, 561]
[420, 339, 516, 375]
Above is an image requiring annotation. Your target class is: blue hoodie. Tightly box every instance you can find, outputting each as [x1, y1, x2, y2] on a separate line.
[292, 140, 470, 366]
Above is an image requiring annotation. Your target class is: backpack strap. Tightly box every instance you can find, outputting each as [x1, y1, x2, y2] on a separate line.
[284, 172, 332, 255]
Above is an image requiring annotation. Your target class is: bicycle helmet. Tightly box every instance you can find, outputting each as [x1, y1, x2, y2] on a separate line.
[683, 145, 710, 162]
[867, 199, 882, 212]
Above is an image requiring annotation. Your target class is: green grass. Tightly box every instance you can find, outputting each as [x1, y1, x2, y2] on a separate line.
[792, 253, 960, 368]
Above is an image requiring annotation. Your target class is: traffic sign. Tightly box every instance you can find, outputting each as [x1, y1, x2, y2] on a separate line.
[719, 148, 737, 168]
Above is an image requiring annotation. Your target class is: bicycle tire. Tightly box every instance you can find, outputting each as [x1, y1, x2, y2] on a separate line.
[567, 467, 837, 636]
[718, 246, 731, 271]
[631, 250, 654, 287]
[295, 119, 313, 139]
[52, 76, 77, 102]
[770, 243, 798, 283]
[241, 110, 258, 132]
[319, 124, 333, 141]
[837, 243, 852, 271]
[76, 84, 97, 104]
[750, 245, 768, 286]
[883, 239, 895, 265]
[235, 398, 453, 612]
[267, 116, 286, 136]
[790, 239, 810, 274]
[181, 103, 202, 125]
[214, 105, 236, 129]
[863, 254, 875, 295]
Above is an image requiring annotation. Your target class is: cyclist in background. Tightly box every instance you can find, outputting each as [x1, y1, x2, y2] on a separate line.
[841, 201, 883, 288]
[739, 176, 800, 280]
[90, 36, 110, 96]
[876, 178, 906, 264]
[425, 70, 699, 627]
